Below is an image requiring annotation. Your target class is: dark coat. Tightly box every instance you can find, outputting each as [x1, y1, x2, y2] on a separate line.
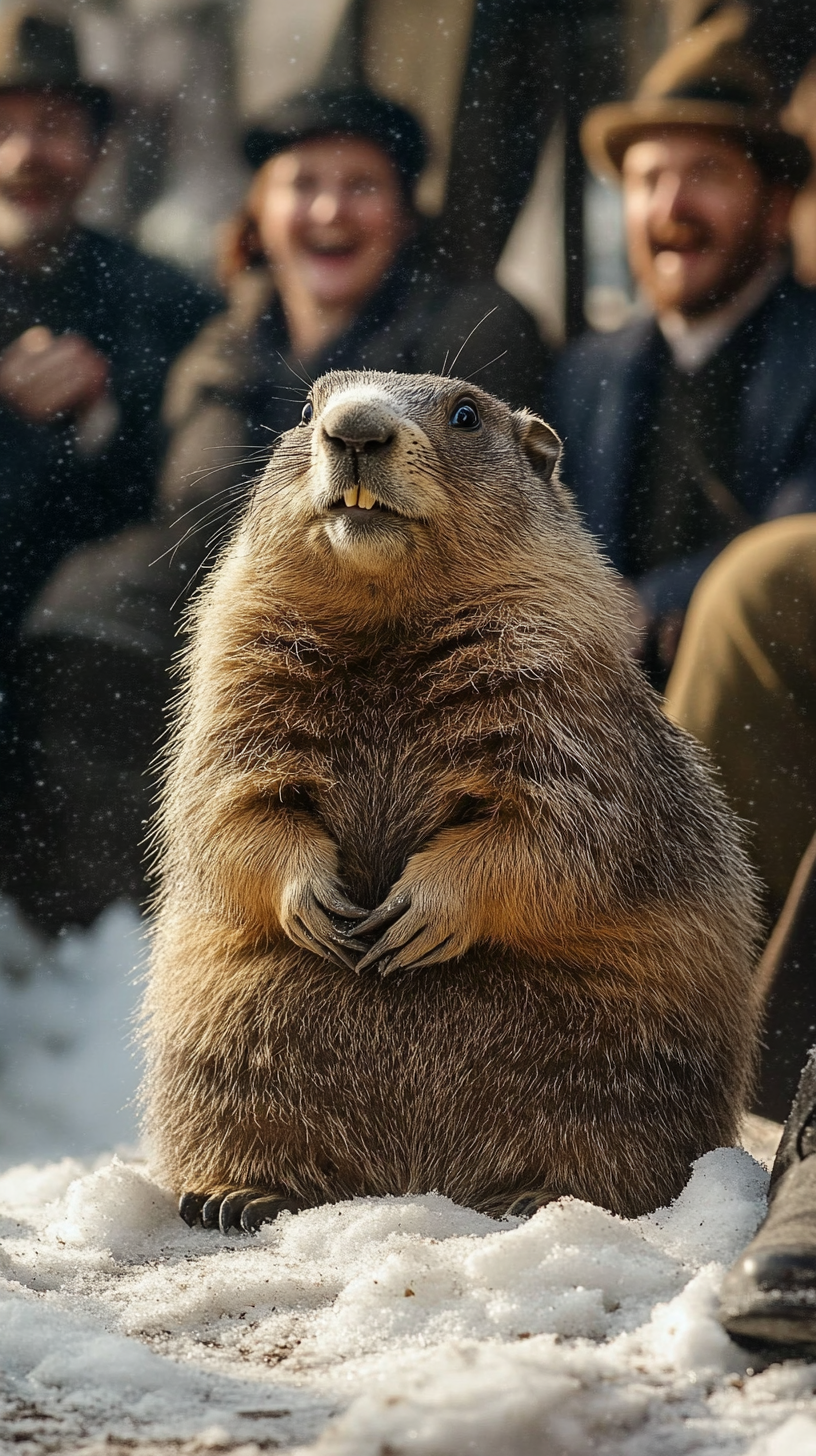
[0, 227, 220, 526]
[0, 227, 219, 666]
[548, 274, 816, 617]
[0, 409, 63, 651]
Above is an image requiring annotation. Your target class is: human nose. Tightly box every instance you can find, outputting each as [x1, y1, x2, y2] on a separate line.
[310, 189, 342, 226]
[0, 130, 35, 175]
[651, 170, 684, 223]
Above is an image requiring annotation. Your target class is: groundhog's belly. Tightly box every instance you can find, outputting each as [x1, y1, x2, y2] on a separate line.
[179, 939, 704, 1218]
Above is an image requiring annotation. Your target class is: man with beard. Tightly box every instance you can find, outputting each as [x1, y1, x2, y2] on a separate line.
[549, 7, 814, 684]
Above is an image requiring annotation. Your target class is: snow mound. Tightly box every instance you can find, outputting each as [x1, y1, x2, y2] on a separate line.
[2, 1144, 816, 1454]
[0, 895, 144, 1166]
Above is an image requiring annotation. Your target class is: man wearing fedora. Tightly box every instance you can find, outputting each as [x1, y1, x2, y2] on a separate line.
[0, 6, 218, 683]
[549, 5, 814, 684]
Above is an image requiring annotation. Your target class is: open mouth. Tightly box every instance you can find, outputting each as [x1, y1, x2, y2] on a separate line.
[650, 236, 708, 260]
[306, 242, 357, 261]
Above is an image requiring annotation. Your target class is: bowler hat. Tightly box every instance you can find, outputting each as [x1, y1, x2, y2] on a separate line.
[243, 88, 427, 197]
[582, 3, 810, 185]
[0, 5, 114, 131]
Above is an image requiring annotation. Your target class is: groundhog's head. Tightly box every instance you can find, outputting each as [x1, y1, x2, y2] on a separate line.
[236, 370, 593, 626]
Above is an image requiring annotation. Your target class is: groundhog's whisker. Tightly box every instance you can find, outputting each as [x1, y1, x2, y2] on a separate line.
[461, 350, 508, 383]
[276, 350, 313, 390]
[444, 308, 498, 378]
[150, 502, 248, 569]
[167, 523, 244, 612]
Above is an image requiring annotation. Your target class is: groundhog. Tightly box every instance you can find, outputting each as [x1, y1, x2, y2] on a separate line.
[142, 369, 761, 1234]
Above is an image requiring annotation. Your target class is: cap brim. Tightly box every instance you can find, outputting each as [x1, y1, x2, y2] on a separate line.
[0, 78, 114, 129]
[581, 97, 810, 184]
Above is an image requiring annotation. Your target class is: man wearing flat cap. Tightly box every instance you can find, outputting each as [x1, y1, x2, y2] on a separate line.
[549, 4, 816, 682]
[0, 5, 218, 688]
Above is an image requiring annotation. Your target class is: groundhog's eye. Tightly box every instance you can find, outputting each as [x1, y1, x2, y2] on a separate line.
[450, 400, 480, 430]
[301, 401, 314, 425]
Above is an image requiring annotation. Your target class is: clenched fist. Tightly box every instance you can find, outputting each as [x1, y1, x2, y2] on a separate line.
[0, 324, 109, 424]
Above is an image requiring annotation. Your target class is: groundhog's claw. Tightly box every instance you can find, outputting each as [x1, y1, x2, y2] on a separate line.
[179, 1188, 302, 1233]
[505, 1190, 561, 1219]
[317, 888, 368, 920]
[291, 917, 362, 970]
[354, 888, 456, 974]
[285, 885, 369, 969]
[353, 891, 412, 937]
[240, 1194, 302, 1232]
[352, 876, 472, 973]
[179, 1192, 207, 1226]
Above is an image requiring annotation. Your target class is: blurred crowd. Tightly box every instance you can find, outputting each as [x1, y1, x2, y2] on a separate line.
[2, 2, 816, 1117]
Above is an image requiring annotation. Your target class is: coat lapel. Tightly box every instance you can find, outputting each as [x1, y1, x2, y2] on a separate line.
[736, 279, 816, 512]
[576, 320, 661, 572]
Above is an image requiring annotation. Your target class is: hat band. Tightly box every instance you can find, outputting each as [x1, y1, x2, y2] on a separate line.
[666, 81, 761, 109]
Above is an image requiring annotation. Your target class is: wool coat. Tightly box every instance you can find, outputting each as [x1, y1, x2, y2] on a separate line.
[0, 226, 219, 669]
[548, 273, 816, 618]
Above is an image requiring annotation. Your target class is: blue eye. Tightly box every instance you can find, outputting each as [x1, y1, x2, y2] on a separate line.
[301, 401, 313, 424]
[450, 400, 480, 430]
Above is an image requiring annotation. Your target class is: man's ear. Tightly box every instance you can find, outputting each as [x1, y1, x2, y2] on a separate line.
[512, 409, 562, 484]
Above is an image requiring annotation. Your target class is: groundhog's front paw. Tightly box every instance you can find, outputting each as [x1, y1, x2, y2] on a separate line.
[280, 877, 368, 970]
[179, 1188, 304, 1234]
[352, 876, 475, 976]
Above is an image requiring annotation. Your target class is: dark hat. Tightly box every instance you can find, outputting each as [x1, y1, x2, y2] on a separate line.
[243, 88, 427, 195]
[0, 5, 114, 131]
[582, 3, 810, 186]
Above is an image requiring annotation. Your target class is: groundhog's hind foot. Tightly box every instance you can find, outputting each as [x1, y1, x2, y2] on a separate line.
[179, 1188, 303, 1234]
[505, 1189, 562, 1220]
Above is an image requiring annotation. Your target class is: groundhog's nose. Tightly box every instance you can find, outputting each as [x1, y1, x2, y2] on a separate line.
[320, 396, 398, 454]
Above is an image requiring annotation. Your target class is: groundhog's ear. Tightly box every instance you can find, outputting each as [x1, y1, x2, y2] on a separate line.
[513, 411, 562, 484]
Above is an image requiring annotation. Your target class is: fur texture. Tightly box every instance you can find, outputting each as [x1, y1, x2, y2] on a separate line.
[143, 370, 761, 1221]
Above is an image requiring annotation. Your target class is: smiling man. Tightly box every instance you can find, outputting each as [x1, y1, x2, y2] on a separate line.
[549, 6, 814, 683]
[0, 7, 218, 708]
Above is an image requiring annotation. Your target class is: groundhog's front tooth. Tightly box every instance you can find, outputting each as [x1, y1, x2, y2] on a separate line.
[343, 487, 359, 508]
[357, 486, 376, 510]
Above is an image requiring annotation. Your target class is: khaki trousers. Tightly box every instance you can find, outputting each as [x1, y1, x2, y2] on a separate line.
[665, 516, 816, 912]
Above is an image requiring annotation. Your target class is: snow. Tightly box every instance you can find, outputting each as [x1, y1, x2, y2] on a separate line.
[0, 895, 143, 1167]
[2, 902, 816, 1455]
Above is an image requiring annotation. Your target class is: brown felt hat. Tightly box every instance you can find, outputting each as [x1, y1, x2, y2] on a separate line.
[0, 4, 114, 132]
[582, 3, 810, 186]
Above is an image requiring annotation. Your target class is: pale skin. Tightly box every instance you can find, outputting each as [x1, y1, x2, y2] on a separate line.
[622, 128, 793, 319]
[619, 128, 794, 665]
[0, 90, 109, 423]
[251, 135, 413, 362]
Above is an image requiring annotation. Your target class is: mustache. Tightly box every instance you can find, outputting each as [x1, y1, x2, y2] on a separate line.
[648, 221, 712, 252]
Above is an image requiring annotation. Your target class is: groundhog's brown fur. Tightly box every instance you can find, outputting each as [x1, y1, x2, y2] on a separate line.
[143, 369, 761, 1224]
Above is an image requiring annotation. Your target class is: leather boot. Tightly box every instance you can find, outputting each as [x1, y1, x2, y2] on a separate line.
[719, 1048, 816, 1351]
